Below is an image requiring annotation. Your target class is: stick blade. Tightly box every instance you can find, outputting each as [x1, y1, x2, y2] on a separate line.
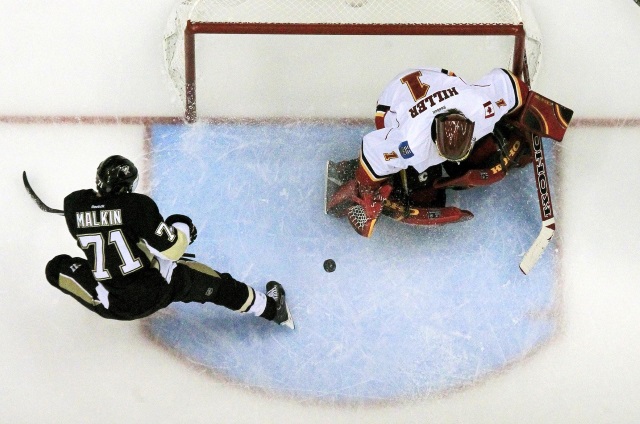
[519, 218, 555, 274]
[22, 171, 64, 215]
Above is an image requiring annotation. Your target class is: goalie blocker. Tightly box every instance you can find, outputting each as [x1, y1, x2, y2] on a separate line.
[514, 91, 574, 142]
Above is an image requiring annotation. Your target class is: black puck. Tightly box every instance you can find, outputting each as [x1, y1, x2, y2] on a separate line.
[323, 259, 336, 273]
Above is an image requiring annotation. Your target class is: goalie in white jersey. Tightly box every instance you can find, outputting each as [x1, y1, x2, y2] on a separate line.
[367, 67, 526, 175]
[328, 67, 535, 237]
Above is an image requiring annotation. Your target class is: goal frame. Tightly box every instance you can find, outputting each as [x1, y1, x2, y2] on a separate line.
[182, 21, 528, 122]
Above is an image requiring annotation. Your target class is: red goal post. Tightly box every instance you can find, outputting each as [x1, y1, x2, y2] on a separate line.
[164, 0, 542, 123]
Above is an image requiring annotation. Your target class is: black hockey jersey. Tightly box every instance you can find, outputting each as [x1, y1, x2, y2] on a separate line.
[63, 189, 189, 289]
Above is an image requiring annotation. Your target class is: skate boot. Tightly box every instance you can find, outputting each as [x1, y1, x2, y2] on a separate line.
[266, 281, 295, 330]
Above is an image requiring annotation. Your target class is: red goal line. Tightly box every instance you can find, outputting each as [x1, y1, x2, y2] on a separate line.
[1, 115, 639, 127]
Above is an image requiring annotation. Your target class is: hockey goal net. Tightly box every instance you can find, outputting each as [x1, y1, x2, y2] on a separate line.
[164, 0, 542, 122]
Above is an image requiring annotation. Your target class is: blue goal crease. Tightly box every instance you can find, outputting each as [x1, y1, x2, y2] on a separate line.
[145, 122, 559, 403]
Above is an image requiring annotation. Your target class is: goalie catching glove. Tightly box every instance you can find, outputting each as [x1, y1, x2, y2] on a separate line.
[165, 214, 198, 244]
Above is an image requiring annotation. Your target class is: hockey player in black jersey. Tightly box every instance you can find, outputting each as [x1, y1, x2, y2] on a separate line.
[45, 155, 294, 329]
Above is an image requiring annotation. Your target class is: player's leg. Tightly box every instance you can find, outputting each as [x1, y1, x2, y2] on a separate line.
[333, 158, 359, 181]
[169, 261, 294, 328]
[45, 254, 117, 319]
[395, 165, 446, 207]
[326, 158, 359, 217]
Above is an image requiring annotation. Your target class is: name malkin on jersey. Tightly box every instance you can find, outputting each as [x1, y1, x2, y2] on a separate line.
[76, 209, 123, 228]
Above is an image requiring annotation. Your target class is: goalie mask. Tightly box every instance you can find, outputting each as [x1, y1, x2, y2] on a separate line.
[96, 155, 139, 195]
[432, 110, 475, 162]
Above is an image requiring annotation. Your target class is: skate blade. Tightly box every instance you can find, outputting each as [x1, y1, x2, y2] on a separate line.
[281, 302, 295, 330]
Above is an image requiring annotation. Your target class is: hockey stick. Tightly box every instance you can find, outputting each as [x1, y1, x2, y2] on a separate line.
[22, 171, 64, 215]
[519, 133, 556, 274]
[23, 171, 198, 262]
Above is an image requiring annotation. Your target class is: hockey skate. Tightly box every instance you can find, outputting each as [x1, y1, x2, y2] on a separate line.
[266, 281, 295, 330]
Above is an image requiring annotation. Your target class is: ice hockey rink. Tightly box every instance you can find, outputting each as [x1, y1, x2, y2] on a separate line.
[2, 1, 640, 423]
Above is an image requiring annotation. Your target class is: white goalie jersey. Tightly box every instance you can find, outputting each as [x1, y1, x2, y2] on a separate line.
[361, 67, 526, 180]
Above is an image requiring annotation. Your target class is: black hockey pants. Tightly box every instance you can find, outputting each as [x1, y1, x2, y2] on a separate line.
[45, 254, 258, 321]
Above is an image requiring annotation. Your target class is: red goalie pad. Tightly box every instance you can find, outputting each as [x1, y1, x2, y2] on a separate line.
[432, 169, 506, 190]
[515, 92, 574, 141]
[382, 201, 474, 226]
[326, 179, 357, 217]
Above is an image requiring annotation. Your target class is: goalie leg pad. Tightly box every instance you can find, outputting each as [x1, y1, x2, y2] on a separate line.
[433, 169, 505, 190]
[333, 158, 359, 181]
[345, 164, 393, 237]
[326, 179, 358, 217]
[398, 206, 474, 226]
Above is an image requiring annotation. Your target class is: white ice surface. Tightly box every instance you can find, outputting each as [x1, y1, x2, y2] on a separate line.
[1, 0, 640, 423]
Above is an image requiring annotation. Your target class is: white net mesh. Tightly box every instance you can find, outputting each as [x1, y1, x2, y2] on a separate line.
[187, 0, 520, 25]
[164, 0, 542, 119]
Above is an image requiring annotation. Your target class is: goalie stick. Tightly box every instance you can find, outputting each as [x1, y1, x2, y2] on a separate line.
[22, 171, 64, 215]
[519, 134, 555, 274]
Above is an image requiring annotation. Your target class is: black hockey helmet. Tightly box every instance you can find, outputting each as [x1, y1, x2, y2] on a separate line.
[432, 109, 475, 162]
[96, 155, 139, 195]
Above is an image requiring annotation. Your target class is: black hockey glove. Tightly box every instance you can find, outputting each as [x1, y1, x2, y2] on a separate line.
[165, 214, 198, 244]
